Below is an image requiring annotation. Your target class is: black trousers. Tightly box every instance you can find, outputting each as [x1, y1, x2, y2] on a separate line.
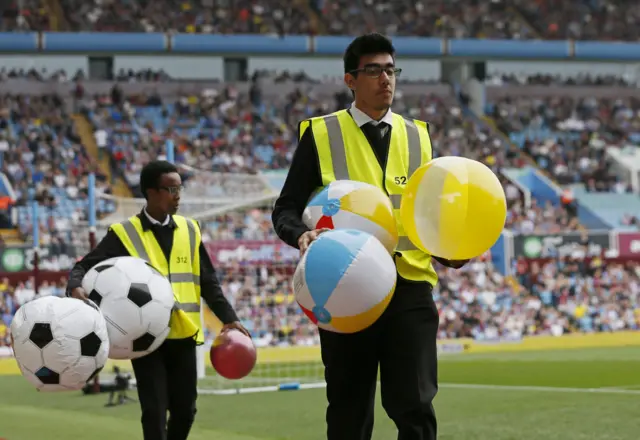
[131, 338, 198, 440]
[319, 278, 439, 440]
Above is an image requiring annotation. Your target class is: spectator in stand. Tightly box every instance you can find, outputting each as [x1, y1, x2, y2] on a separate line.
[621, 213, 639, 229]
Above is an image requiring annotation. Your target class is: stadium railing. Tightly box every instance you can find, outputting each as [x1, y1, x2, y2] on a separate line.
[2, 32, 640, 61]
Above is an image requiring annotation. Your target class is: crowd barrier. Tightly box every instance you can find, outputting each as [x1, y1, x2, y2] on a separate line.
[0, 33, 639, 61]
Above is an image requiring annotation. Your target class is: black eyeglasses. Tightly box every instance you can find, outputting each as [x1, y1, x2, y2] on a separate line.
[350, 65, 402, 78]
[159, 185, 184, 195]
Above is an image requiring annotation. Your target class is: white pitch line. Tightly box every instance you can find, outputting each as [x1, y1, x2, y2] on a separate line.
[596, 384, 640, 391]
[440, 383, 640, 395]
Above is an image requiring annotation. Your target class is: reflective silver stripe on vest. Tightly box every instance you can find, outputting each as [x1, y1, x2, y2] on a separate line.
[174, 301, 201, 312]
[396, 236, 418, 251]
[186, 219, 197, 265]
[122, 221, 151, 261]
[404, 118, 423, 176]
[323, 114, 349, 180]
[170, 273, 201, 285]
[400, 119, 423, 252]
[389, 194, 402, 209]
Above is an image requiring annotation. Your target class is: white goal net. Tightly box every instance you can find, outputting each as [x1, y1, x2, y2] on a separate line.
[197, 261, 325, 395]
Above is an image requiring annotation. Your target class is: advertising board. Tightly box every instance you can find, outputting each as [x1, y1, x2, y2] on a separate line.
[513, 232, 610, 259]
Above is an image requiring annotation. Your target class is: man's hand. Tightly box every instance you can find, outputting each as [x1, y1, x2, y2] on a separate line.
[433, 256, 470, 269]
[69, 287, 89, 301]
[447, 259, 470, 269]
[297, 228, 331, 256]
[221, 321, 251, 338]
[69, 287, 101, 312]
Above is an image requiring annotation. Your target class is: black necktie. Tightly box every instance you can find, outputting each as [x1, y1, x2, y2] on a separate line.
[362, 122, 388, 166]
[362, 121, 388, 142]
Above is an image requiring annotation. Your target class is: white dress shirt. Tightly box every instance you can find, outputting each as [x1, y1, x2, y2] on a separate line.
[143, 207, 170, 226]
[349, 102, 395, 128]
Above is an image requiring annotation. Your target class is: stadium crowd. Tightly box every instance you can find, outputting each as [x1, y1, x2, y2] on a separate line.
[88, 82, 528, 181]
[2, 254, 638, 347]
[485, 73, 639, 87]
[489, 94, 639, 190]
[514, 0, 640, 41]
[2, 0, 638, 41]
[0, 92, 116, 248]
[437, 256, 640, 340]
[210, 253, 640, 346]
[2, 71, 638, 345]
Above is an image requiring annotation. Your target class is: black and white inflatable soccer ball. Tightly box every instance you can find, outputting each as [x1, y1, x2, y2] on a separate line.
[10, 296, 109, 391]
[81, 256, 175, 360]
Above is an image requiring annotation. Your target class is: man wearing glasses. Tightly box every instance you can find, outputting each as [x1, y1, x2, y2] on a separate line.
[67, 160, 248, 440]
[273, 33, 467, 440]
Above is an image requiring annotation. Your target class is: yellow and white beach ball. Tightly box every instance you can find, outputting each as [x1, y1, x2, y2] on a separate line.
[293, 229, 397, 334]
[302, 180, 398, 254]
[400, 156, 507, 260]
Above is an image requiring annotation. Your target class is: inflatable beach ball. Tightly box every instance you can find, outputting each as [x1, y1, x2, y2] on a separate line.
[400, 156, 507, 261]
[293, 229, 397, 334]
[302, 180, 398, 254]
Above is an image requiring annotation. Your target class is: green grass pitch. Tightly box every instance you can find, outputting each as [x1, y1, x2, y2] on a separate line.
[1, 346, 640, 440]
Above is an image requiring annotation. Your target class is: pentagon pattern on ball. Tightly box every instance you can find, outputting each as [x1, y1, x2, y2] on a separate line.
[35, 366, 60, 385]
[80, 332, 103, 357]
[132, 333, 156, 352]
[128, 283, 152, 307]
[88, 289, 103, 306]
[29, 323, 54, 349]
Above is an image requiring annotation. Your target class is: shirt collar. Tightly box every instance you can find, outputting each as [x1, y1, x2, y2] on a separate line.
[349, 102, 394, 128]
[142, 207, 171, 227]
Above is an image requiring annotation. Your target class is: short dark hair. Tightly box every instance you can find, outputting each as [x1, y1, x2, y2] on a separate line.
[139, 160, 178, 199]
[343, 33, 395, 75]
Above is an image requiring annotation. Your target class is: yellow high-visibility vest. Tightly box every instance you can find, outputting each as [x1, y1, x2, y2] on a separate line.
[110, 215, 204, 344]
[300, 109, 438, 285]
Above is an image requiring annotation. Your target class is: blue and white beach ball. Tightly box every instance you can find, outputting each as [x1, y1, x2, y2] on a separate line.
[293, 229, 397, 333]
